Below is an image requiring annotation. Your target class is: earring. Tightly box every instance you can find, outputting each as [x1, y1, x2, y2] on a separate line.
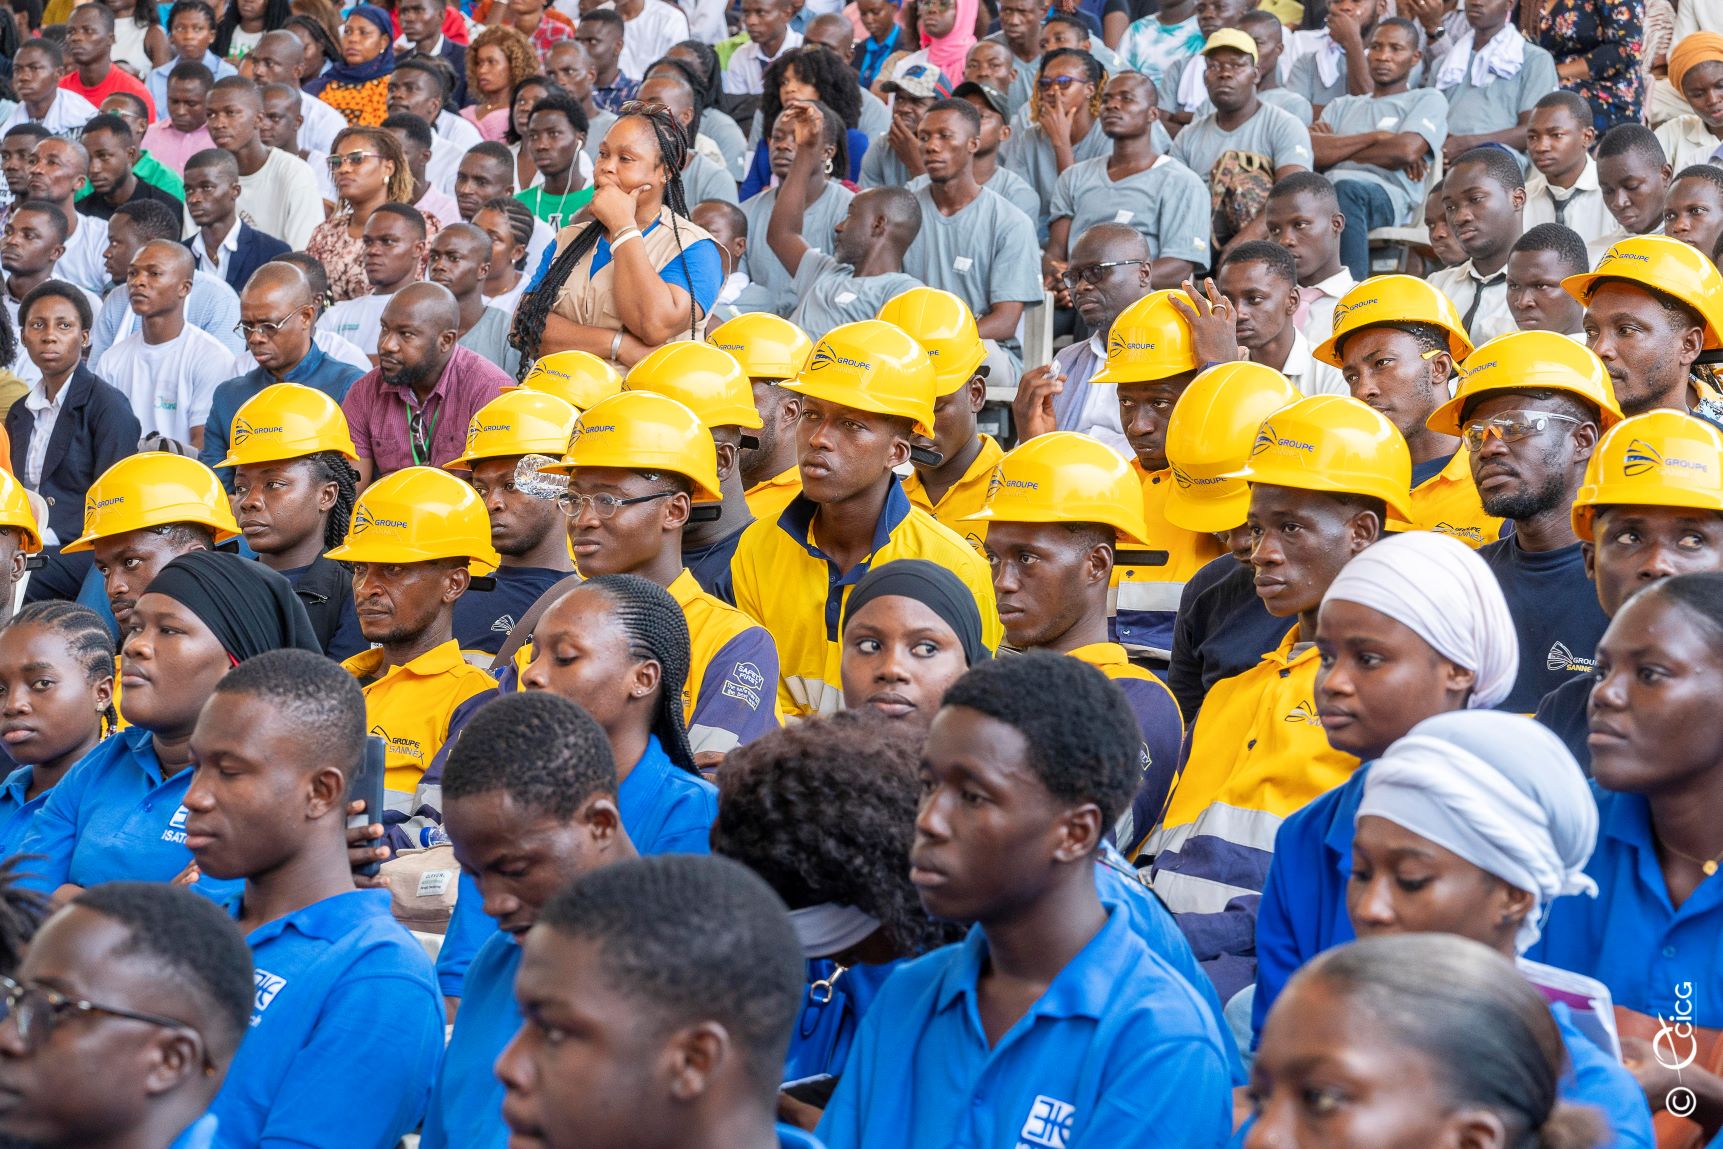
[823, 157, 833, 176]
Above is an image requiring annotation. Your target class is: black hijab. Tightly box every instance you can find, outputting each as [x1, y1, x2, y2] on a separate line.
[146, 552, 323, 664]
[842, 559, 991, 665]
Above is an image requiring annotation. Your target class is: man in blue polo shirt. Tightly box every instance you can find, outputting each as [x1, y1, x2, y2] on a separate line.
[422, 691, 637, 1149]
[816, 653, 1233, 1149]
[180, 649, 444, 1149]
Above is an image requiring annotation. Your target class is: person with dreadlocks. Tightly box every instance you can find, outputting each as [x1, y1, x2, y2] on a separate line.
[219, 384, 368, 660]
[508, 102, 723, 376]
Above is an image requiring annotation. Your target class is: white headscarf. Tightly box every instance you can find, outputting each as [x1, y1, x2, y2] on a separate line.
[1322, 531, 1519, 710]
[1358, 711, 1599, 952]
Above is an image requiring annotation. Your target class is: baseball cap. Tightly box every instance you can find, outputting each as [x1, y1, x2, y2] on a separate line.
[882, 61, 954, 100]
[1201, 27, 1259, 59]
[952, 80, 1010, 121]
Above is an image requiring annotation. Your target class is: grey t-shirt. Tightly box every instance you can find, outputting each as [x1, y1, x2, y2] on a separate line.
[741, 180, 855, 315]
[458, 305, 521, 378]
[1320, 88, 1447, 223]
[859, 129, 913, 189]
[1168, 101, 1314, 180]
[1435, 39, 1557, 146]
[788, 249, 925, 336]
[1189, 82, 1315, 126]
[684, 151, 739, 205]
[859, 89, 890, 138]
[1050, 154, 1212, 268]
[903, 184, 1042, 356]
[908, 164, 1042, 229]
[701, 108, 751, 181]
[999, 116, 1113, 239]
[582, 110, 617, 161]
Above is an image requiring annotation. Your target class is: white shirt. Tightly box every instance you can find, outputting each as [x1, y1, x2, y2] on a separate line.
[676, 0, 725, 44]
[416, 183, 460, 228]
[617, 0, 691, 81]
[52, 213, 111, 296]
[1278, 330, 1349, 397]
[1428, 260, 1516, 346]
[0, 90, 98, 139]
[436, 110, 484, 151]
[22, 374, 69, 488]
[317, 293, 394, 357]
[298, 89, 346, 156]
[229, 327, 374, 377]
[189, 221, 241, 273]
[722, 29, 804, 95]
[95, 324, 231, 444]
[483, 278, 528, 317]
[1522, 157, 1614, 250]
[1654, 115, 1723, 179]
[1294, 267, 1357, 348]
[428, 134, 463, 196]
[238, 148, 324, 249]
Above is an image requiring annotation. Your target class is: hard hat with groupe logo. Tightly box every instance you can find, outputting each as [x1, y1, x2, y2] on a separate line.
[540, 391, 723, 503]
[510, 350, 624, 411]
[1230, 395, 1414, 523]
[62, 453, 241, 553]
[1571, 410, 1723, 540]
[1428, 331, 1624, 436]
[324, 466, 501, 574]
[1563, 234, 1723, 350]
[1165, 362, 1301, 532]
[707, 312, 814, 381]
[0, 471, 42, 554]
[442, 390, 581, 471]
[623, 342, 764, 430]
[1313, 274, 1474, 368]
[876, 287, 988, 396]
[783, 320, 938, 438]
[1089, 290, 1201, 385]
[961, 432, 1151, 545]
[216, 383, 360, 468]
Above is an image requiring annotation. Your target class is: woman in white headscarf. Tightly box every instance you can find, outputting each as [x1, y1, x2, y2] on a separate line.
[1252, 530, 1521, 1043]
[1342, 711, 1654, 1149]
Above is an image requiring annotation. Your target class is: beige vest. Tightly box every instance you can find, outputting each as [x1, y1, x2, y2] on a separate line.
[550, 207, 718, 367]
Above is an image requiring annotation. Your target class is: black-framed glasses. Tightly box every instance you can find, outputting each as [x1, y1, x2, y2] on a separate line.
[1460, 411, 1583, 453]
[1062, 259, 1146, 289]
[234, 310, 307, 339]
[0, 975, 210, 1067]
[327, 150, 384, 172]
[556, 490, 676, 519]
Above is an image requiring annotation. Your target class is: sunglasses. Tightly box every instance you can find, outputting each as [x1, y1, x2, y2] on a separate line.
[1037, 74, 1089, 90]
[1061, 259, 1147, 289]
[327, 151, 384, 172]
[1460, 411, 1583, 453]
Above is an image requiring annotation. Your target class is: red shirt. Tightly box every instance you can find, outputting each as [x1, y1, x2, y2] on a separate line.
[61, 66, 156, 121]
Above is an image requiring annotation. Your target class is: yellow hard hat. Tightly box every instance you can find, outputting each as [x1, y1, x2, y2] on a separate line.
[1571, 410, 1723, 540]
[510, 350, 624, 412]
[783, 320, 938, 438]
[324, 466, 501, 574]
[540, 391, 723, 502]
[622, 342, 764, 431]
[216, 383, 359, 469]
[62, 453, 240, 553]
[1428, 331, 1624, 437]
[0, 471, 42, 554]
[442, 390, 581, 471]
[962, 432, 1151, 544]
[1089, 290, 1200, 385]
[1313, 274, 1474, 367]
[1563, 234, 1723, 350]
[876, 287, 987, 396]
[1164, 362, 1301, 532]
[1232, 395, 1414, 523]
[707, 312, 814, 381]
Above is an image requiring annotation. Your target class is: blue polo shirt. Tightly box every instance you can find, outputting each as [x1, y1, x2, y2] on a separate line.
[785, 959, 901, 1084]
[1551, 1003, 1656, 1149]
[1532, 787, 1723, 1028]
[1167, 555, 1293, 726]
[169, 1114, 221, 1149]
[1477, 535, 1610, 713]
[200, 343, 366, 487]
[209, 889, 443, 1149]
[15, 727, 242, 901]
[815, 904, 1234, 1149]
[684, 523, 747, 606]
[1534, 674, 1592, 773]
[0, 762, 51, 859]
[421, 929, 521, 1149]
[452, 566, 570, 656]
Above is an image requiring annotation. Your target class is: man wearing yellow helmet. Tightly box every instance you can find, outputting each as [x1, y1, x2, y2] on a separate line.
[731, 320, 1000, 717]
[0, 473, 42, 628]
[963, 432, 1185, 849]
[1142, 395, 1406, 999]
[326, 466, 502, 797]
[1535, 411, 1723, 768]
[1436, 332, 1620, 711]
[441, 391, 578, 656]
[709, 313, 809, 526]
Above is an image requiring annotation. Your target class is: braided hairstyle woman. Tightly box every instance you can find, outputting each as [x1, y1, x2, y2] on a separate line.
[508, 101, 698, 379]
[6, 601, 119, 737]
[580, 574, 697, 773]
[306, 451, 360, 553]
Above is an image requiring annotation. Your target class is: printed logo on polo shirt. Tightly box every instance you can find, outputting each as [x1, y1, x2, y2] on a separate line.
[370, 724, 424, 763]
[1283, 700, 1323, 725]
[1547, 641, 1596, 673]
[160, 805, 189, 845]
[1018, 1095, 1077, 1149]
[491, 614, 517, 633]
[720, 661, 766, 711]
[1623, 439, 1711, 479]
[1432, 521, 1487, 544]
[253, 970, 288, 1021]
[351, 506, 409, 536]
[232, 418, 283, 446]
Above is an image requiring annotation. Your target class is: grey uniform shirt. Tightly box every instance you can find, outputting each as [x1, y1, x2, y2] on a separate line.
[999, 116, 1113, 240]
[582, 110, 617, 161]
[859, 130, 914, 189]
[1168, 101, 1314, 180]
[859, 89, 890, 138]
[908, 165, 1041, 229]
[1319, 88, 1448, 223]
[903, 185, 1042, 357]
[701, 108, 751, 181]
[457, 305, 522, 378]
[1435, 40, 1557, 146]
[1050, 154, 1212, 268]
[788, 249, 925, 336]
[741, 180, 854, 315]
[683, 151, 740, 205]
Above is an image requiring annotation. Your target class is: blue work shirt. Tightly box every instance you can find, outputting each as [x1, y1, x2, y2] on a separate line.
[421, 929, 521, 1149]
[0, 762, 49, 859]
[15, 727, 242, 901]
[1551, 1002, 1656, 1149]
[168, 1114, 221, 1149]
[1532, 787, 1723, 1027]
[208, 889, 443, 1149]
[684, 523, 746, 606]
[785, 959, 901, 1084]
[452, 566, 569, 656]
[201, 344, 365, 486]
[815, 903, 1234, 1149]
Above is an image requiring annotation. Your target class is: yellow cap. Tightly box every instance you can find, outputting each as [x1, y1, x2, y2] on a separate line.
[1202, 27, 1258, 58]
[962, 432, 1151, 544]
[325, 466, 500, 574]
[1165, 362, 1301, 532]
[0, 471, 41, 554]
[876, 287, 988, 396]
[622, 342, 764, 431]
[784, 320, 938, 437]
[707, 312, 814, 381]
[62, 453, 240, 554]
[1564, 234, 1723, 350]
[510, 350, 624, 412]
[1089, 290, 1200, 385]
[216, 383, 359, 469]
[1313, 274, 1474, 368]
[442, 390, 581, 470]
[1571, 410, 1723, 540]
[541, 392, 723, 502]
[1429, 331, 1624, 437]
[1232, 395, 1414, 523]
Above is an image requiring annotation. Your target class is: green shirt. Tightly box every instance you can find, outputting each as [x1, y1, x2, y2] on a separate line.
[72, 150, 185, 202]
[514, 184, 593, 232]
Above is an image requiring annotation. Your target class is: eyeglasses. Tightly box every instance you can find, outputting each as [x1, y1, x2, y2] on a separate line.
[234, 310, 306, 339]
[0, 975, 210, 1068]
[327, 151, 384, 172]
[1061, 259, 1146, 289]
[1460, 411, 1583, 453]
[1036, 74, 1087, 90]
[556, 490, 676, 519]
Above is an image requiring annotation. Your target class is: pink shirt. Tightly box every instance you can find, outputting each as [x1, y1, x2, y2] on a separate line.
[341, 345, 512, 477]
[140, 122, 215, 176]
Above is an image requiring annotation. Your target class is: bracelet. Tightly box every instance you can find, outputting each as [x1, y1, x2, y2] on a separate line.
[610, 330, 624, 360]
[611, 228, 642, 250]
[1426, 22, 1445, 38]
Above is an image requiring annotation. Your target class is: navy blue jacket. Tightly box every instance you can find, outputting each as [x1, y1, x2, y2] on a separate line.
[184, 222, 293, 293]
[5, 365, 141, 545]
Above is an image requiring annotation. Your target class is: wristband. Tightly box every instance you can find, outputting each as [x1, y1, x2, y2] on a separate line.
[610, 331, 624, 360]
[611, 228, 642, 250]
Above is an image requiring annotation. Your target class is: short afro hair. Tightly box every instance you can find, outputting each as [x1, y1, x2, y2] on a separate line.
[17, 279, 92, 330]
[1597, 123, 1666, 169]
[212, 648, 365, 774]
[113, 198, 183, 242]
[539, 855, 804, 1091]
[1532, 89, 1592, 127]
[1511, 223, 1589, 276]
[442, 691, 617, 820]
[1222, 239, 1298, 286]
[1268, 170, 1338, 210]
[939, 651, 1142, 825]
[1449, 144, 1525, 193]
[1673, 162, 1723, 200]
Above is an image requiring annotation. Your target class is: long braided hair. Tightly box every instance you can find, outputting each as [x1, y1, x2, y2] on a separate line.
[508, 101, 697, 380]
[304, 450, 360, 553]
[7, 601, 118, 735]
[581, 574, 697, 774]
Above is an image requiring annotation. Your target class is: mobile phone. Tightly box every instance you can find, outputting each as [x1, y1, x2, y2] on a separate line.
[781, 1074, 839, 1107]
[347, 734, 387, 878]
